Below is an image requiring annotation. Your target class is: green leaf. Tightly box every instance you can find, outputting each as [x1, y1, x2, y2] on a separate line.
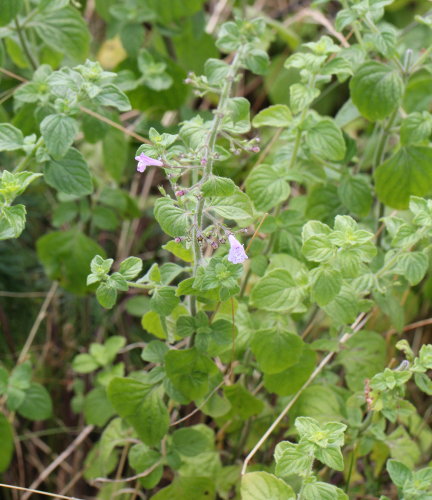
[252, 104, 292, 128]
[395, 251, 428, 285]
[164, 348, 218, 401]
[129, 443, 163, 489]
[241, 472, 295, 500]
[17, 383, 52, 421]
[162, 241, 193, 263]
[201, 176, 236, 197]
[310, 266, 342, 306]
[302, 236, 335, 262]
[204, 59, 230, 85]
[0, 413, 13, 473]
[386, 459, 412, 488]
[264, 346, 316, 396]
[400, 112, 432, 145]
[83, 387, 115, 426]
[306, 118, 346, 161]
[338, 175, 372, 216]
[40, 114, 78, 159]
[223, 383, 264, 419]
[211, 189, 254, 224]
[37, 229, 105, 294]
[0, 123, 24, 151]
[94, 84, 131, 111]
[274, 441, 314, 476]
[250, 329, 303, 374]
[72, 353, 99, 373]
[314, 446, 344, 471]
[0, 205, 26, 240]
[223, 97, 251, 134]
[350, 61, 404, 121]
[96, 282, 117, 309]
[337, 331, 386, 391]
[374, 146, 432, 209]
[119, 257, 142, 280]
[44, 148, 93, 197]
[0, 171, 42, 205]
[151, 287, 179, 316]
[151, 476, 215, 500]
[171, 427, 211, 457]
[216, 21, 242, 53]
[303, 482, 348, 500]
[245, 165, 291, 212]
[250, 269, 305, 312]
[290, 84, 320, 115]
[154, 197, 190, 237]
[32, 6, 90, 61]
[0, 0, 23, 26]
[107, 377, 169, 446]
[141, 341, 169, 364]
[244, 49, 269, 75]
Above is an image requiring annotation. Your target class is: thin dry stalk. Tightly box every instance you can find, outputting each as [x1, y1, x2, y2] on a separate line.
[22, 425, 94, 500]
[241, 312, 369, 475]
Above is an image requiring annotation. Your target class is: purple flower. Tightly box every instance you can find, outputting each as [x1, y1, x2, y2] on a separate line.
[227, 235, 248, 264]
[135, 153, 163, 173]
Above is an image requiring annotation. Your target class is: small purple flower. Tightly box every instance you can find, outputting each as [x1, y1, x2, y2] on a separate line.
[227, 235, 248, 264]
[135, 153, 163, 173]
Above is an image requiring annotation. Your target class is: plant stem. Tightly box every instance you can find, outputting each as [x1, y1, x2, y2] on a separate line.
[189, 48, 245, 312]
[14, 18, 37, 70]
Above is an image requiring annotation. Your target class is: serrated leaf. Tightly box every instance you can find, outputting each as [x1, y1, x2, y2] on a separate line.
[290, 84, 320, 115]
[386, 459, 412, 488]
[252, 104, 292, 128]
[395, 251, 428, 285]
[338, 175, 372, 216]
[303, 482, 348, 500]
[306, 118, 346, 161]
[17, 383, 52, 421]
[0, 123, 24, 151]
[119, 256, 142, 280]
[0, 205, 26, 240]
[40, 114, 78, 159]
[211, 188, 254, 223]
[250, 269, 305, 312]
[162, 241, 193, 263]
[245, 165, 290, 212]
[32, 6, 90, 61]
[96, 282, 117, 309]
[400, 112, 432, 145]
[201, 176, 236, 197]
[274, 441, 314, 476]
[244, 49, 269, 75]
[164, 348, 218, 401]
[107, 377, 169, 446]
[374, 146, 432, 209]
[310, 266, 342, 306]
[241, 472, 295, 500]
[250, 329, 304, 374]
[150, 287, 179, 316]
[350, 61, 404, 121]
[44, 148, 93, 196]
[154, 198, 190, 237]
